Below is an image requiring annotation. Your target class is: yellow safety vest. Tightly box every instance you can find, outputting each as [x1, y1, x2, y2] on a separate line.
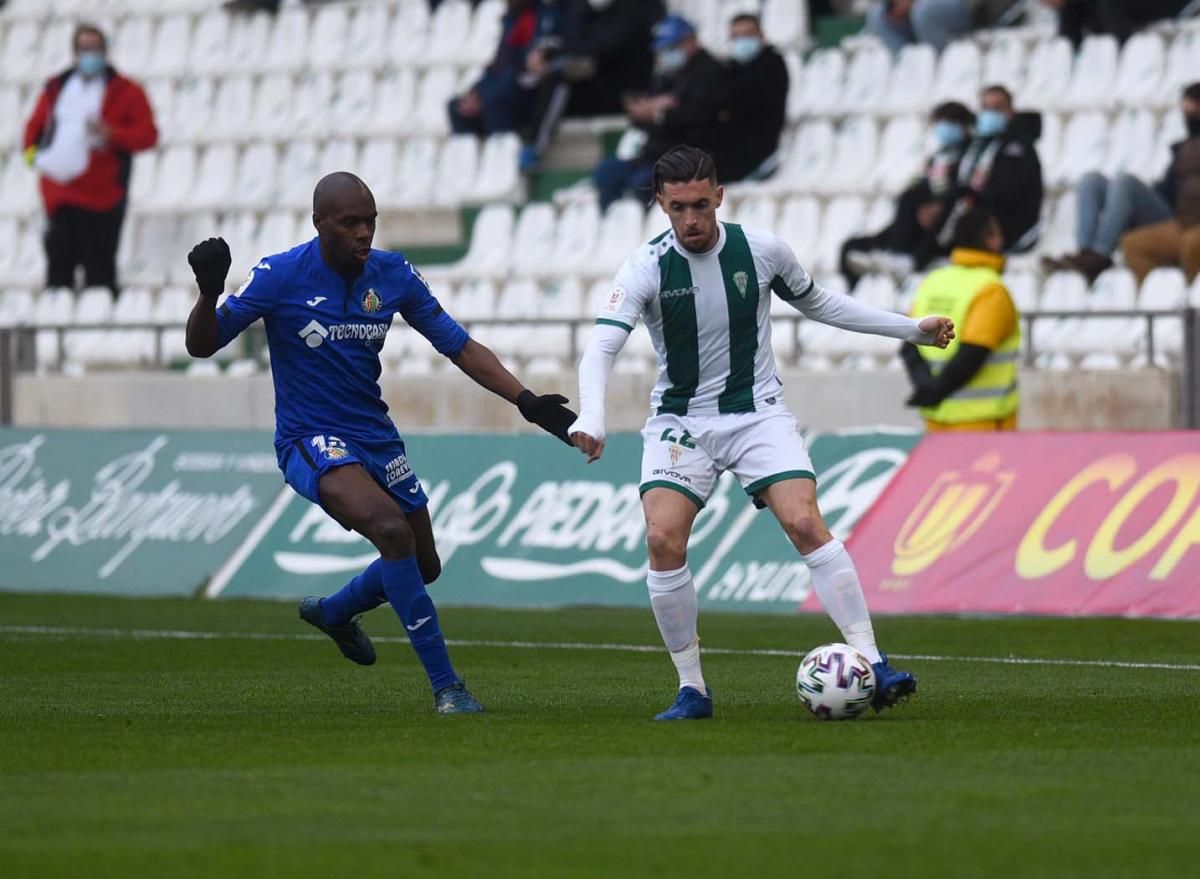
[910, 255, 1021, 425]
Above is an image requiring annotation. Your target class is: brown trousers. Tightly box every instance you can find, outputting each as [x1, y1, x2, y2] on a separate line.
[1120, 220, 1200, 283]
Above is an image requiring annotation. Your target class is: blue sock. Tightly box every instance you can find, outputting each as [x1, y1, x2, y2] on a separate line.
[380, 556, 459, 692]
[319, 559, 387, 626]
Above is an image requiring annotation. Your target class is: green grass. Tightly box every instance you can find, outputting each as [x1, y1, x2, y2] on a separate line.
[2, 593, 1199, 878]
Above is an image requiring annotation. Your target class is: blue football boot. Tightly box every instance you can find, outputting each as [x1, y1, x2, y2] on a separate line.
[298, 597, 376, 666]
[434, 680, 485, 714]
[871, 653, 917, 712]
[654, 686, 714, 721]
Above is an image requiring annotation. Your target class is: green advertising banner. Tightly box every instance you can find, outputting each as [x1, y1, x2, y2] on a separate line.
[213, 429, 920, 613]
[0, 429, 284, 595]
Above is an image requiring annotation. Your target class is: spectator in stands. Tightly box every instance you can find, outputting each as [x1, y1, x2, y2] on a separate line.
[717, 13, 789, 184]
[902, 206, 1020, 432]
[865, 0, 1013, 54]
[1039, 0, 1190, 47]
[590, 15, 727, 211]
[22, 23, 157, 297]
[937, 85, 1042, 258]
[448, 0, 540, 138]
[519, 0, 663, 171]
[1040, 87, 1200, 281]
[1119, 84, 1200, 284]
[841, 101, 975, 286]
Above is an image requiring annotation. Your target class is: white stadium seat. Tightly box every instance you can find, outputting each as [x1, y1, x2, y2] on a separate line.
[360, 139, 401, 207]
[278, 140, 321, 210]
[511, 204, 558, 278]
[433, 135, 480, 207]
[816, 196, 866, 275]
[783, 50, 805, 123]
[589, 199, 645, 276]
[425, 0, 475, 67]
[762, 0, 808, 50]
[466, 0, 507, 66]
[413, 67, 457, 135]
[797, 48, 844, 117]
[543, 201, 602, 278]
[209, 77, 254, 141]
[1114, 32, 1165, 109]
[873, 115, 925, 195]
[189, 13, 229, 77]
[1103, 109, 1158, 178]
[540, 277, 585, 320]
[1163, 29, 1200, 110]
[1063, 35, 1119, 111]
[147, 15, 192, 79]
[981, 35, 1025, 93]
[291, 72, 335, 140]
[345, 4, 391, 71]
[148, 145, 196, 210]
[821, 117, 877, 195]
[0, 288, 36, 328]
[453, 279, 499, 321]
[447, 204, 514, 281]
[2, 21, 41, 85]
[1049, 111, 1107, 187]
[471, 133, 522, 202]
[932, 39, 981, 106]
[310, 3, 352, 71]
[233, 143, 279, 210]
[264, 9, 310, 74]
[251, 74, 293, 139]
[1019, 36, 1073, 111]
[192, 144, 238, 210]
[885, 45, 936, 116]
[840, 43, 890, 115]
[370, 69, 418, 137]
[168, 77, 215, 143]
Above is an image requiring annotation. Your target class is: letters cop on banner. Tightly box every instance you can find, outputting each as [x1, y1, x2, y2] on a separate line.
[213, 429, 919, 613]
[839, 432, 1200, 618]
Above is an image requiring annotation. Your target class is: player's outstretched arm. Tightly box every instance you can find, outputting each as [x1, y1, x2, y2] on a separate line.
[568, 322, 629, 464]
[185, 237, 231, 358]
[450, 338, 579, 445]
[788, 283, 954, 348]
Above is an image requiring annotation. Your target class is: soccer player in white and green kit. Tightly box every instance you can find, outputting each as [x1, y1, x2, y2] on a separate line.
[569, 146, 956, 720]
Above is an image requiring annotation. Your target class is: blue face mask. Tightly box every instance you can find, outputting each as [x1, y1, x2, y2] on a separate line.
[976, 109, 1007, 138]
[932, 121, 965, 148]
[729, 36, 762, 65]
[77, 51, 106, 77]
[658, 47, 687, 74]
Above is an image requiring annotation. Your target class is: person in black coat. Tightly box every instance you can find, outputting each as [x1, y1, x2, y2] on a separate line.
[592, 15, 729, 210]
[937, 85, 1043, 258]
[716, 13, 789, 183]
[841, 101, 975, 287]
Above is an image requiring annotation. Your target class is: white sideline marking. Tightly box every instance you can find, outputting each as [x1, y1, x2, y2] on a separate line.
[2, 625, 1199, 672]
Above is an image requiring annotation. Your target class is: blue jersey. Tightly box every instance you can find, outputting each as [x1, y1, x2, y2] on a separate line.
[216, 238, 469, 455]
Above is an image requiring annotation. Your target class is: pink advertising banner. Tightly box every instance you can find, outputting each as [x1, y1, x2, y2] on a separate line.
[821, 433, 1200, 619]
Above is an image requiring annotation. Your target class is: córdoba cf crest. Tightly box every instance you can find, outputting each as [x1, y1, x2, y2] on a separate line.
[733, 271, 748, 297]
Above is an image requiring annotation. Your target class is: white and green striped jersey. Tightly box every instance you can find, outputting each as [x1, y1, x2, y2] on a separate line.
[595, 222, 815, 417]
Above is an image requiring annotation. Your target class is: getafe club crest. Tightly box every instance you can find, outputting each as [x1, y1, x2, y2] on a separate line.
[733, 271, 748, 297]
[362, 288, 382, 313]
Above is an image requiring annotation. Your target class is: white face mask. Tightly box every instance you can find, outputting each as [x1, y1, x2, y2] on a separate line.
[588, 0, 615, 8]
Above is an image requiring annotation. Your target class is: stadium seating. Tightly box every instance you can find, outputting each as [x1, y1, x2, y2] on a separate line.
[2, 0, 1199, 375]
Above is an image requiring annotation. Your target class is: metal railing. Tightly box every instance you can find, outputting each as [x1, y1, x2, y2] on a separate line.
[3, 308, 1200, 427]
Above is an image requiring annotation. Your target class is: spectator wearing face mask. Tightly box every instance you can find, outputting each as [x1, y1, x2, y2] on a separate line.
[591, 15, 727, 211]
[1119, 83, 1200, 283]
[865, 0, 1015, 55]
[448, 0, 540, 138]
[937, 85, 1042, 259]
[23, 23, 157, 296]
[716, 13, 789, 184]
[841, 101, 975, 286]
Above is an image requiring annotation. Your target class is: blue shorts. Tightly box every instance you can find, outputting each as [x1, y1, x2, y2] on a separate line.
[279, 432, 430, 518]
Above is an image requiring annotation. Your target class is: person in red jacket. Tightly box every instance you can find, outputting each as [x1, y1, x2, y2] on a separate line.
[23, 23, 157, 296]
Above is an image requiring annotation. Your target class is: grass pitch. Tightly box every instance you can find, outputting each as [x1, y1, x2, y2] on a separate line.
[1, 593, 1198, 878]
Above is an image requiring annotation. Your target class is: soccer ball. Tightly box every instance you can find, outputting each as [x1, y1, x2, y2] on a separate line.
[795, 643, 877, 720]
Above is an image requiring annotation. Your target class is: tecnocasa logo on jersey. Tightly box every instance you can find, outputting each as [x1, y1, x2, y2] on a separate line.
[297, 320, 389, 349]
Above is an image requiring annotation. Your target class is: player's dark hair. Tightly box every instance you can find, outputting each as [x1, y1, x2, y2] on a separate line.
[951, 205, 1001, 251]
[1183, 82, 1200, 103]
[981, 83, 1013, 108]
[730, 13, 761, 29]
[931, 101, 974, 128]
[73, 22, 107, 52]
[653, 146, 718, 195]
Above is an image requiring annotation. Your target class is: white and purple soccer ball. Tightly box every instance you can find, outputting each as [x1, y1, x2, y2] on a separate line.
[795, 643, 877, 721]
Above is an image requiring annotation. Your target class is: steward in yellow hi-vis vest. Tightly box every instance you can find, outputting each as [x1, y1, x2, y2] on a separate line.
[901, 206, 1021, 431]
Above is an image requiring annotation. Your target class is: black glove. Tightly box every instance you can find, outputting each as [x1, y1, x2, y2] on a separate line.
[905, 386, 944, 408]
[187, 237, 232, 298]
[517, 390, 578, 446]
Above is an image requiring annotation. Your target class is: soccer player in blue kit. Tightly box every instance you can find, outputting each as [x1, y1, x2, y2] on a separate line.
[184, 172, 577, 714]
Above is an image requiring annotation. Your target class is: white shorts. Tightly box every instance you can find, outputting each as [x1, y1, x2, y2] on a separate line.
[639, 406, 815, 509]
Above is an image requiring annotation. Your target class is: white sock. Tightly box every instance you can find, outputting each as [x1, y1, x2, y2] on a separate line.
[803, 539, 882, 664]
[647, 565, 706, 692]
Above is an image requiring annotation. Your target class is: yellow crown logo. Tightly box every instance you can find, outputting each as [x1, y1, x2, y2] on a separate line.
[891, 455, 1014, 576]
